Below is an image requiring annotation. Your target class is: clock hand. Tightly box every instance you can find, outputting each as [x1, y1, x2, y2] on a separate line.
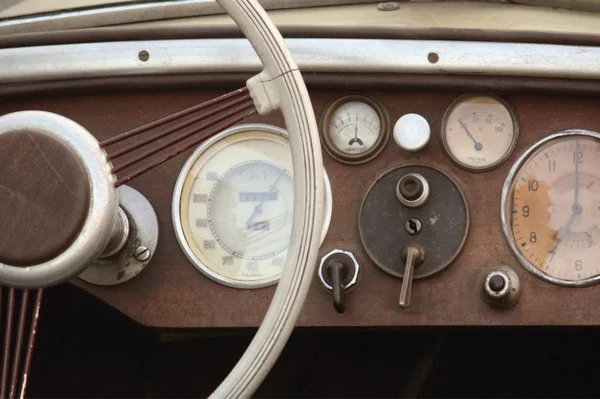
[549, 212, 576, 262]
[574, 139, 581, 212]
[553, 139, 584, 260]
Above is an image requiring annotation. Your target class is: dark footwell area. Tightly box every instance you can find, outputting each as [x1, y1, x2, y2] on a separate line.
[23, 284, 600, 398]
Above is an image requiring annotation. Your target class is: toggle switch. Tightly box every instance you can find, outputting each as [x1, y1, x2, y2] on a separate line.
[399, 244, 425, 308]
[318, 249, 361, 313]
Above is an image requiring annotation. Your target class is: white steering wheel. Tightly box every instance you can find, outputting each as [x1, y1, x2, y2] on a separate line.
[211, 0, 324, 396]
[0, 0, 324, 397]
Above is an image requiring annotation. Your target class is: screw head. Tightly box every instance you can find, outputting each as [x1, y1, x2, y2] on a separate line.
[377, 2, 400, 11]
[134, 245, 151, 262]
[404, 217, 422, 235]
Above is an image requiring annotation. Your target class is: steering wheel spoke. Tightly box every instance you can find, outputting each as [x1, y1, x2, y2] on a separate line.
[0, 288, 43, 399]
[99, 87, 258, 187]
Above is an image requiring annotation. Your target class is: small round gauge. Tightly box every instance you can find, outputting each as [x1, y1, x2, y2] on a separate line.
[321, 95, 389, 164]
[501, 130, 600, 286]
[442, 94, 519, 171]
[173, 124, 332, 289]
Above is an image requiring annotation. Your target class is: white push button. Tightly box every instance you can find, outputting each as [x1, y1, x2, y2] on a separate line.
[393, 113, 430, 151]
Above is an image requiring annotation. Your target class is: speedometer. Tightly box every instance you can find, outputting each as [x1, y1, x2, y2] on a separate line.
[501, 130, 600, 286]
[173, 124, 332, 289]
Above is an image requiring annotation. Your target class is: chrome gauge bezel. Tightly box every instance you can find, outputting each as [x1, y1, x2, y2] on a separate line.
[500, 129, 600, 287]
[172, 123, 333, 289]
[320, 94, 390, 165]
[441, 93, 519, 173]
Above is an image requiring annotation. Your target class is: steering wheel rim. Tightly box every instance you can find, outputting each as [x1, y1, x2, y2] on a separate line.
[211, 1, 324, 397]
[0, 0, 322, 395]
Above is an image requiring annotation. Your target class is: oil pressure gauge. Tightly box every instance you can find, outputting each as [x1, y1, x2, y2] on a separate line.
[321, 95, 389, 164]
[442, 94, 519, 172]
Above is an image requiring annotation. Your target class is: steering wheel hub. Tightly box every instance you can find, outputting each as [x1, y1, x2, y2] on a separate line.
[0, 129, 90, 266]
[0, 111, 118, 288]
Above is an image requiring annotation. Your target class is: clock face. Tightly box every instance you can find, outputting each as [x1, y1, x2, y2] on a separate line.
[504, 133, 600, 285]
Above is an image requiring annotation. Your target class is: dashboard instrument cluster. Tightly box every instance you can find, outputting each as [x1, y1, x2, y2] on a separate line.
[168, 90, 600, 317]
[4, 88, 600, 328]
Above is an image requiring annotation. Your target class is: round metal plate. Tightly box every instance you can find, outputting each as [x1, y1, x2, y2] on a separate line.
[359, 165, 469, 279]
[78, 185, 158, 286]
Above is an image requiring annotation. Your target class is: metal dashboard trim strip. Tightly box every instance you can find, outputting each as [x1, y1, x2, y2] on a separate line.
[2, 38, 600, 84]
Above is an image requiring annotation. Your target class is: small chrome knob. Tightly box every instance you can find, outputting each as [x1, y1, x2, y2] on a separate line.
[481, 266, 521, 310]
[397, 173, 430, 208]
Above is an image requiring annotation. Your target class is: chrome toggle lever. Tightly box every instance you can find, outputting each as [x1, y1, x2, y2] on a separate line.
[399, 244, 425, 309]
[318, 249, 361, 314]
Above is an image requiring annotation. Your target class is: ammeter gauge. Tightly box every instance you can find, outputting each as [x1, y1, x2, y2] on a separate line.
[321, 95, 389, 164]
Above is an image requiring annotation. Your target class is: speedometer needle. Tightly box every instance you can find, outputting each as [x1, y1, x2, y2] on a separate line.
[459, 120, 483, 152]
[245, 170, 284, 227]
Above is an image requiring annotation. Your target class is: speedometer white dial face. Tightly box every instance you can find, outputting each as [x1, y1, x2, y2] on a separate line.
[173, 124, 332, 289]
[208, 161, 293, 261]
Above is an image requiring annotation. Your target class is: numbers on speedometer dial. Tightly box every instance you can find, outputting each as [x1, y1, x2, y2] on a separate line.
[207, 161, 293, 262]
[502, 131, 600, 286]
[173, 124, 332, 289]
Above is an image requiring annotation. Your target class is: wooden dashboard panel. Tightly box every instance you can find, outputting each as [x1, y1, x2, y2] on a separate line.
[3, 89, 600, 327]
